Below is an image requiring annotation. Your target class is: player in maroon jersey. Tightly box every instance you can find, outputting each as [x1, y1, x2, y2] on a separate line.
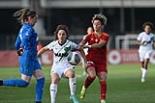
[79, 14, 109, 103]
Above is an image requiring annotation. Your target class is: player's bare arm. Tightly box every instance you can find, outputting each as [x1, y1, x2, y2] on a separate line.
[37, 47, 49, 56]
[84, 39, 106, 49]
[79, 35, 88, 49]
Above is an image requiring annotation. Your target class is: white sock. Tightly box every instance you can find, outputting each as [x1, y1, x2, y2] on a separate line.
[69, 77, 76, 96]
[141, 68, 147, 79]
[50, 84, 57, 103]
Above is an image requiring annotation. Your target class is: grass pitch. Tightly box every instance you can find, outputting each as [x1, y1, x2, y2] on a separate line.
[0, 64, 155, 103]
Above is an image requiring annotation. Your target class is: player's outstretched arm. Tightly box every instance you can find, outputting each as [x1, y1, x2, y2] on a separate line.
[84, 39, 106, 49]
[37, 47, 49, 56]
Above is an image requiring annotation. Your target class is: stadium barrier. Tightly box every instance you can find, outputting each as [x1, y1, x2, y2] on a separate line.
[1, 50, 155, 67]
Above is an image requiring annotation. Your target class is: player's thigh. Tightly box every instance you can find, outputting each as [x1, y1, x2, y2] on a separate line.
[51, 73, 60, 84]
[64, 68, 75, 78]
[86, 61, 96, 77]
[139, 51, 145, 62]
[144, 50, 153, 60]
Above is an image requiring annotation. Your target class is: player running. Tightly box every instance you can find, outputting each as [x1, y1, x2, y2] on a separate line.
[137, 21, 155, 83]
[0, 9, 45, 103]
[79, 14, 109, 103]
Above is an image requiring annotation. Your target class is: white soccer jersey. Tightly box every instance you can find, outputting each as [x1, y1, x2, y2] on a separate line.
[137, 32, 155, 52]
[46, 40, 78, 66]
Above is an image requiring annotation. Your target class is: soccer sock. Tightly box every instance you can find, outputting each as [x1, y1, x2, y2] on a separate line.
[141, 68, 147, 79]
[100, 80, 107, 100]
[84, 76, 96, 88]
[69, 77, 76, 95]
[50, 83, 57, 103]
[3, 79, 29, 87]
[35, 77, 45, 102]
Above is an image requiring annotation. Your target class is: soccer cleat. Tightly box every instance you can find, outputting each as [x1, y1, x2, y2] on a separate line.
[70, 95, 79, 103]
[0, 80, 3, 86]
[141, 78, 145, 83]
[80, 86, 86, 99]
[101, 99, 106, 103]
[35, 101, 41, 103]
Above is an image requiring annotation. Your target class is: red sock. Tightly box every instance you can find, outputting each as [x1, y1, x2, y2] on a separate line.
[84, 76, 96, 88]
[100, 81, 107, 100]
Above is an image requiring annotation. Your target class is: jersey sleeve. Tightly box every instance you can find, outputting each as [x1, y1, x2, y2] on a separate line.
[101, 33, 109, 43]
[71, 41, 78, 50]
[45, 41, 55, 50]
[137, 33, 142, 41]
[85, 34, 90, 42]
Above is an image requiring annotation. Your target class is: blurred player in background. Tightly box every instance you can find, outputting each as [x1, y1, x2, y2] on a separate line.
[137, 22, 155, 83]
[37, 41, 43, 65]
[83, 27, 93, 55]
[79, 14, 109, 103]
[0, 9, 45, 103]
[38, 25, 85, 103]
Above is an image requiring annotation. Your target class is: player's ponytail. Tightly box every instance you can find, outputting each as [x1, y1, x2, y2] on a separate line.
[13, 8, 36, 24]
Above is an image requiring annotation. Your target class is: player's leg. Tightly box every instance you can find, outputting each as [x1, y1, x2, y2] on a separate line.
[64, 69, 79, 103]
[141, 51, 151, 82]
[50, 73, 60, 103]
[33, 69, 45, 103]
[80, 61, 96, 99]
[140, 61, 146, 82]
[0, 74, 30, 87]
[97, 71, 107, 103]
[139, 51, 146, 82]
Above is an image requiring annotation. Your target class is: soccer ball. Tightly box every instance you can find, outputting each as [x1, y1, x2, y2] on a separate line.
[67, 52, 81, 65]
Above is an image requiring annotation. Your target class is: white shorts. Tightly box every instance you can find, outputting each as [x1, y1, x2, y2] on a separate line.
[51, 63, 74, 78]
[138, 50, 153, 62]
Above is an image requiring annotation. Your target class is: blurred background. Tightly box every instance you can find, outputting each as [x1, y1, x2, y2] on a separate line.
[1, 0, 155, 66]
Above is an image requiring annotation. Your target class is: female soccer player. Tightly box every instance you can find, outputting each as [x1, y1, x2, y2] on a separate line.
[0, 9, 45, 103]
[137, 22, 155, 83]
[79, 14, 109, 103]
[38, 25, 83, 103]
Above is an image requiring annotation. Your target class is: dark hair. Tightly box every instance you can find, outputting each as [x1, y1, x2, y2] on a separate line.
[54, 25, 69, 40]
[13, 8, 37, 24]
[92, 14, 107, 25]
[143, 21, 154, 30]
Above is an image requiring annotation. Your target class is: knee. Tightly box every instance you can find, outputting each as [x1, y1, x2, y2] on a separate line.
[52, 78, 60, 84]
[89, 73, 96, 79]
[66, 71, 75, 78]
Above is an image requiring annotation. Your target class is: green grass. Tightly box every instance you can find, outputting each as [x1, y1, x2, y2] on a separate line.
[0, 64, 155, 103]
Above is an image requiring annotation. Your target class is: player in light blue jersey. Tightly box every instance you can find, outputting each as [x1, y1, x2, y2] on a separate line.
[0, 9, 45, 103]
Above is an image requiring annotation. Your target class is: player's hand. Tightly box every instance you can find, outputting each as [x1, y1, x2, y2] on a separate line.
[17, 48, 23, 56]
[141, 41, 148, 46]
[83, 45, 92, 48]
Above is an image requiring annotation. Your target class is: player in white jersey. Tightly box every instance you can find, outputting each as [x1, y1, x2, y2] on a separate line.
[137, 22, 155, 83]
[38, 25, 84, 103]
